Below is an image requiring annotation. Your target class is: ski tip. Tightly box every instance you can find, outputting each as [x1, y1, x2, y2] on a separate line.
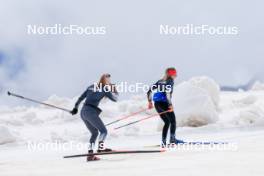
[7, 91, 11, 96]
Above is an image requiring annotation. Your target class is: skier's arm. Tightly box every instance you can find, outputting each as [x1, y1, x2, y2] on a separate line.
[165, 92, 172, 105]
[105, 91, 118, 102]
[147, 82, 158, 109]
[104, 84, 118, 102]
[74, 89, 88, 109]
[166, 81, 174, 111]
[70, 89, 87, 115]
[147, 81, 158, 102]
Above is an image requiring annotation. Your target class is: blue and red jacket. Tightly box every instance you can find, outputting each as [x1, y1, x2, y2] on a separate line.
[147, 78, 174, 105]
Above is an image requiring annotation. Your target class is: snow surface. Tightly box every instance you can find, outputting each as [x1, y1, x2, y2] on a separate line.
[251, 81, 264, 91]
[0, 77, 264, 176]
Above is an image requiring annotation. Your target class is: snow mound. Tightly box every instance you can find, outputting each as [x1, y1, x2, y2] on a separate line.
[3, 76, 264, 145]
[21, 112, 43, 125]
[44, 95, 73, 109]
[189, 76, 220, 106]
[173, 76, 219, 127]
[233, 95, 258, 106]
[233, 106, 264, 126]
[100, 95, 148, 119]
[251, 81, 264, 91]
[0, 126, 17, 144]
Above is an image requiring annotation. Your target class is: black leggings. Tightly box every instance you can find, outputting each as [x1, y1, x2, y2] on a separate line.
[154, 102, 176, 142]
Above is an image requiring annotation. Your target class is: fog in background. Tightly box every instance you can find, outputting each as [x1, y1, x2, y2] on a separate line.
[0, 0, 263, 106]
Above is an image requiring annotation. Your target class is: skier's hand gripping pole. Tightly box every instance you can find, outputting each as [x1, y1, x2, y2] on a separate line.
[7, 91, 72, 113]
[114, 110, 171, 130]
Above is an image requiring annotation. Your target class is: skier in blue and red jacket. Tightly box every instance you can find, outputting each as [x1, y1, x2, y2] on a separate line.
[147, 67, 180, 146]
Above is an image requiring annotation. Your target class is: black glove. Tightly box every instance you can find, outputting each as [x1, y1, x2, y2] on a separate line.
[70, 107, 78, 115]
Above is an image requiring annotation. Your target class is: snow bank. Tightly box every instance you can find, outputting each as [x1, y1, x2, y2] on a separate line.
[233, 105, 264, 126]
[44, 95, 73, 109]
[233, 95, 258, 107]
[2, 76, 264, 145]
[100, 95, 148, 119]
[0, 126, 17, 144]
[251, 81, 264, 91]
[173, 76, 220, 127]
[189, 76, 220, 107]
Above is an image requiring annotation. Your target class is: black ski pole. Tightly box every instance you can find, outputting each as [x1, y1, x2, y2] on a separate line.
[7, 91, 72, 113]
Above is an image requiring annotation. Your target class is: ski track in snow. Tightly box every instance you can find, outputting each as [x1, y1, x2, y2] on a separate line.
[0, 130, 264, 176]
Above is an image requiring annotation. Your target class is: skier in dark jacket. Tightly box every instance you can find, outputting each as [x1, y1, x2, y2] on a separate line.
[71, 73, 118, 161]
[147, 67, 179, 146]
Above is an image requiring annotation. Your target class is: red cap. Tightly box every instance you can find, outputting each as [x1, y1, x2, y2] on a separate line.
[167, 69, 177, 76]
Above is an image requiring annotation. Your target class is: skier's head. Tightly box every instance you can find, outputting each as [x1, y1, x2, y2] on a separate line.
[98, 73, 111, 86]
[165, 67, 177, 80]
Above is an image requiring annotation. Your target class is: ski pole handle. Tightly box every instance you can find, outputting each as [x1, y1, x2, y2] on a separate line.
[106, 108, 149, 126]
[7, 91, 72, 113]
[114, 110, 171, 130]
[7, 91, 24, 98]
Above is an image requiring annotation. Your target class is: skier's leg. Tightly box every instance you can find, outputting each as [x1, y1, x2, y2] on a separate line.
[80, 108, 100, 149]
[80, 109, 101, 161]
[160, 115, 170, 145]
[155, 102, 170, 145]
[92, 118, 109, 151]
[82, 118, 99, 146]
[84, 113, 110, 151]
[81, 107, 107, 142]
[87, 115, 107, 142]
[168, 111, 177, 143]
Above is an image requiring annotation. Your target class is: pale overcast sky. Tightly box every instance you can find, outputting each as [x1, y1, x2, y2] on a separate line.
[0, 0, 263, 105]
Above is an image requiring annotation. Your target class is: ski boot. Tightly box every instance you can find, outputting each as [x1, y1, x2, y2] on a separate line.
[97, 141, 113, 153]
[170, 135, 185, 145]
[160, 138, 167, 148]
[87, 150, 100, 162]
[169, 135, 176, 147]
[175, 139, 185, 144]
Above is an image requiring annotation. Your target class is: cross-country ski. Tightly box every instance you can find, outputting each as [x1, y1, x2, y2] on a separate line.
[64, 150, 165, 158]
[144, 141, 229, 148]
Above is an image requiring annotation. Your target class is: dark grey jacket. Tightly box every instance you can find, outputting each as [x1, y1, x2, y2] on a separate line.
[75, 84, 118, 110]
